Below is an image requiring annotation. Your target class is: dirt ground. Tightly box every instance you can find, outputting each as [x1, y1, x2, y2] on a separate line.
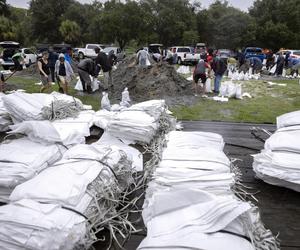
[111, 56, 195, 105]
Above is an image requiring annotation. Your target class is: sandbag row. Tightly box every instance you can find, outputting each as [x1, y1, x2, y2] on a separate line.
[139, 131, 278, 250]
[253, 110, 300, 192]
[0, 142, 135, 250]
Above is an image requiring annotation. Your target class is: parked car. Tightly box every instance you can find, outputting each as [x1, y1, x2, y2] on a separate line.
[148, 44, 163, 54]
[0, 41, 20, 70]
[20, 48, 37, 66]
[195, 42, 207, 54]
[216, 49, 236, 59]
[243, 47, 266, 61]
[102, 47, 126, 61]
[76, 44, 105, 59]
[277, 49, 300, 59]
[170, 46, 197, 64]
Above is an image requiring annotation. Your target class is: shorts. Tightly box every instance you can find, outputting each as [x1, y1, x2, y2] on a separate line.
[194, 74, 206, 84]
[40, 74, 51, 85]
[58, 75, 68, 84]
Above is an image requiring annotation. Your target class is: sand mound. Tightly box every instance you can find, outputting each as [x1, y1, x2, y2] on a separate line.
[112, 56, 193, 102]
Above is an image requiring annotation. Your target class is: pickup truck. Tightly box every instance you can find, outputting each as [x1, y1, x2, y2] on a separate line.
[76, 44, 105, 59]
[243, 47, 266, 61]
[170, 46, 199, 64]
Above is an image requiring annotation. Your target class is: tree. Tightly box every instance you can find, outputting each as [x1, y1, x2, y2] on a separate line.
[0, 0, 9, 16]
[100, 1, 145, 49]
[182, 30, 199, 46]
[29, 0, 73, 43]
[0, 15, 17, 41]
[196, 1, 252, 49]
[59, 20, 81, 45]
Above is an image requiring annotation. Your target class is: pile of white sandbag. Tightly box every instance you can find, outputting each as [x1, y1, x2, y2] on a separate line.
[176, 65, 190, 74]
[220, 81, 243, 99]
[0, 142, 134, 249]
[139, 131, 278, 250]
[253, 110, 300, 192]
[0, 93, 12, 132]
[0, 199, 87, 250]
[95, 100, 174, 144]
[0, 137, 66, 202]
[230, 71, 260, 81]
[2, 92, 87, 122]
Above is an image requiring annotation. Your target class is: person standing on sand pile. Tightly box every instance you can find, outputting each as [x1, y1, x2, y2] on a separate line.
[95, 48, 114, 91]
[137, 48, 151, 67]
[211, 55, 227, 94]
[38, 51, 52, 93]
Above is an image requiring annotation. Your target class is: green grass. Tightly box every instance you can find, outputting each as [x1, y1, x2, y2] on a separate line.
[172, 79, 300, 124]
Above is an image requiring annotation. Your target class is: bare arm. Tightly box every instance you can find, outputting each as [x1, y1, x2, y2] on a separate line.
[38, 61, 47, 77]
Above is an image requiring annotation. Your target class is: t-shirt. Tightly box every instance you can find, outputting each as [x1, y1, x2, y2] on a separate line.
[194, 60, 209, 75]
[95, 52, 111, 72]
[58, 63, 66, 76]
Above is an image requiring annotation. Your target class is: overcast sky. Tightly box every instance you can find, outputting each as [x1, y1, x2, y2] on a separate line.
[7, 0, 254, 11]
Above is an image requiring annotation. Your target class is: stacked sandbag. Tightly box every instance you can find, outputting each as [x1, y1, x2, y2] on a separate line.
[0, 137, 66, 202]
[2, 92, 87, 122]
[253, 111, 300, 192]
[1, 143, 134, 249]
[106, 100, 174, 144]
[139, 131, 278, 250]
[0, 93, 12, 132]
[0, 199, 87, 250]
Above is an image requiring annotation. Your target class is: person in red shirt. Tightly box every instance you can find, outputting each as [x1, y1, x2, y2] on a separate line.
[193, 54, 211, 96]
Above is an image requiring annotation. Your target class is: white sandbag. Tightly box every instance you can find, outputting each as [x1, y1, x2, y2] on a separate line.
[231, 72, 239, 81]
[226, 82, 237, 98]
[238, 72, 245, 81]
[205, 78, 212, 93]
[101, 92, 111, 111]
[277, 110, 300, 129]
[0, 199, 86, 250]
[270, 65, 276, 74]
[282, 68, 286, 77]
[8, 119, 88, 146]
[176, 66, 190, 74]
[93, 109, 117, 130]
[236, 84, 242, 99]
[220, 84, 228, 97]
[96, 132, 143, 171]
[120, 87, 131, 107]
[75, 76, 99, 92]
[0, 137, 66, 202]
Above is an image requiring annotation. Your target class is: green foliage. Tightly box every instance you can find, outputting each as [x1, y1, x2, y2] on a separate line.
[29, 0, 73, 43]
[1, 0, 298, 51]
[182, 30, 199, 46]
[59, 20, 81, 45]
[0, 15, 17, 41]
[0, 0, 9, 16]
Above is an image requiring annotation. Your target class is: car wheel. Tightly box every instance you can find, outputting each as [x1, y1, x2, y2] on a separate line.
[2, 65, 9, 70]
[79, 53, 84, 60]
[177, 57, 182, 65]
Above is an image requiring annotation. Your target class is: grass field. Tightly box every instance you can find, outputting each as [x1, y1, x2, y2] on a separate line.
[172, 78, 300, 123]
[5, 69, 300, 124]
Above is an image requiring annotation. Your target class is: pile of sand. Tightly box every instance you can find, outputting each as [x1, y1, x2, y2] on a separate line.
[111, 56, 193, 102]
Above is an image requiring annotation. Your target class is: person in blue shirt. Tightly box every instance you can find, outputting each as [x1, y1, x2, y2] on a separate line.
[248, 57, 262, 73]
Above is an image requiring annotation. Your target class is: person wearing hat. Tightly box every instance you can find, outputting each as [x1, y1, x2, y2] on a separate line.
[55, 53, 74, 95]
